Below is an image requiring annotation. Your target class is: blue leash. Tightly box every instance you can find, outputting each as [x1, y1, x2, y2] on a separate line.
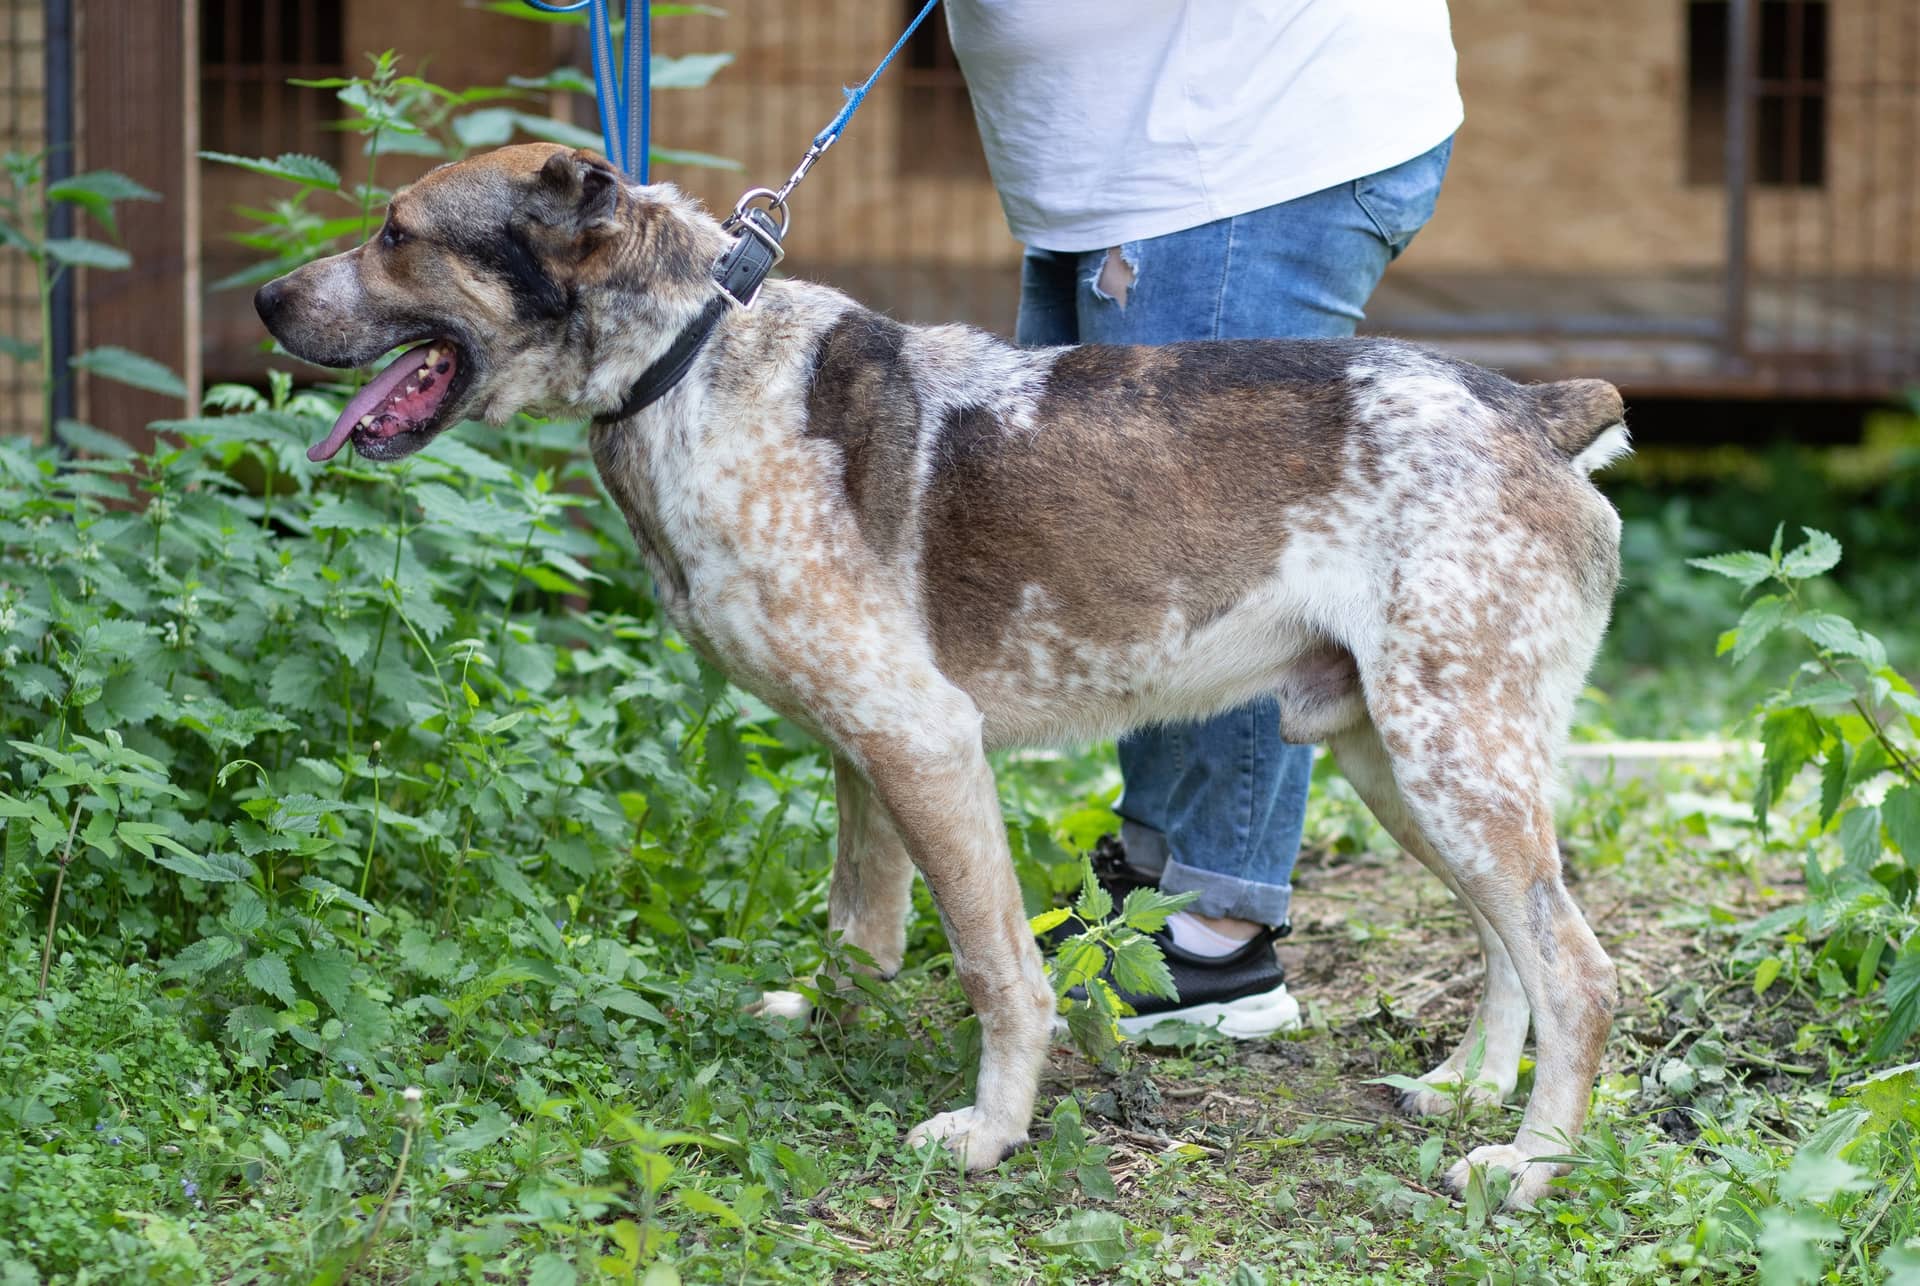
[520, 0, 942, 306]
[814, 0, 941, 150]
[522, 0, 651, 181]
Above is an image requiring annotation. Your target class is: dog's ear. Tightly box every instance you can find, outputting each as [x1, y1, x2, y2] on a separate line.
[530, 148, 622, 235]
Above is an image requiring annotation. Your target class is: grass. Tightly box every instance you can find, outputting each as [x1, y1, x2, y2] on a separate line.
[5, 739, 1915, 1283]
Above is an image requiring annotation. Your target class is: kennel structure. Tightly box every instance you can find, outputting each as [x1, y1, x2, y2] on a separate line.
[1, 0, 1915, 443]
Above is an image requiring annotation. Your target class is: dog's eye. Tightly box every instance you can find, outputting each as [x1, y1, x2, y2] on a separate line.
[381, 220, 409, 250]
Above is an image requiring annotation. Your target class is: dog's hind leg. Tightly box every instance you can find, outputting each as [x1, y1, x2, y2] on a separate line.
[749, 755, 914, 1023]
[1359, 635, 1617, 1209]
[1325, 721, 1530, 1114]
[855, 704, 1054, 1173]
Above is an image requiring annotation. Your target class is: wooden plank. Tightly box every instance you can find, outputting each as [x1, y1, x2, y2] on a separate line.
[78, 0, 195, 450]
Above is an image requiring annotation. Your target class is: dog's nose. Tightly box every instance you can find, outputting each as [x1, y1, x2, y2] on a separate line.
[253, 277, 288, 330]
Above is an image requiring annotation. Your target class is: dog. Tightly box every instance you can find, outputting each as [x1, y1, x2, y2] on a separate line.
[255, 143, 1627, 1209]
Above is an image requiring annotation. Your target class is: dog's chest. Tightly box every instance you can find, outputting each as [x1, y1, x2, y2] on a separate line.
[590, 412, 911, 707]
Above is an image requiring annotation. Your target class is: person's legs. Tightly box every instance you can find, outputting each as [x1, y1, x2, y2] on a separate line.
[1014, 246, 1081, 349]
[1058, 140, 1454, 937]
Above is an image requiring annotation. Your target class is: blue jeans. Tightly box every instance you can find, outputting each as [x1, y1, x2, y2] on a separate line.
[1014, 138, 1453, 927]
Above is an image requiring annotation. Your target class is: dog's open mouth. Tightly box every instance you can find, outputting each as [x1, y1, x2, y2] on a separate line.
[307, 339, 469, 463]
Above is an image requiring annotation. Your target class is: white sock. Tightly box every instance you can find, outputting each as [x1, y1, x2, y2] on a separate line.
[1165, 911, 1260, 958]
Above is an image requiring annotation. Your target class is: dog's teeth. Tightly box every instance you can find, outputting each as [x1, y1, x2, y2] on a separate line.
[359, 415, 373, 428]
[416, 364, 430, 378]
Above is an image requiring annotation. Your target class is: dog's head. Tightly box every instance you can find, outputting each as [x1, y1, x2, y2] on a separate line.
[254, 143, 722, 463]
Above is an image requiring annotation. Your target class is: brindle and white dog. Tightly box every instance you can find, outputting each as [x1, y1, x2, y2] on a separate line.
[256, 144, 1628, 1208]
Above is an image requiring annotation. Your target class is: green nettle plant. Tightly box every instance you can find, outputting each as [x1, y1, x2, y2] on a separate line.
[1693, 526, 1920, 1059]
[0, 151, 187, 441]
[0, 24, 1179, 1278]
[205, 33, 736, 289]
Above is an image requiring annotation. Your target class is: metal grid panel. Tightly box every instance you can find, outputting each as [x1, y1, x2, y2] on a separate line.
[1, 0, 46, 435]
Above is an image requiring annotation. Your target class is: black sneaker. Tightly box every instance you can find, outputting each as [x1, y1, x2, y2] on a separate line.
[1109, 926, 1300, 1038]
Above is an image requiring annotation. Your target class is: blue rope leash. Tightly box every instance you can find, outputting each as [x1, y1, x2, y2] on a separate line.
[522, 0, 651, 182]
[522, 0, 939, 307]
[814, 0, 942, 149]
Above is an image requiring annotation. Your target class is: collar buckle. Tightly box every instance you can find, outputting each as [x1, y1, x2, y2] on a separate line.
[714, 204, 787, 309]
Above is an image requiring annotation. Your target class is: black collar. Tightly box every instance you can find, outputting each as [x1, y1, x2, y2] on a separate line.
[593, 294, 730, 425]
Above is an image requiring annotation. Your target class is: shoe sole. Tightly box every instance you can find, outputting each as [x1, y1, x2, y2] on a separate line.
[1053, 984, 1302, 1043]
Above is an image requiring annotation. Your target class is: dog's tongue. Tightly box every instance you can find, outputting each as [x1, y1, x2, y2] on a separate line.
[308, 341, 440, 463]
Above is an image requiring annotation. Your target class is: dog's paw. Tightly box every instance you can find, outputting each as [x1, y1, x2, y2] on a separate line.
[1396, 1075, 1510, 1118]
[744, 990, 812, 1024]
[1442, 1144, 1559, 1210]
[905, 1106, 1028, 1173]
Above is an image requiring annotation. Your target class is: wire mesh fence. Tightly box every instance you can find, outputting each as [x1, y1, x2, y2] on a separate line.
[0, 0, 47, 435]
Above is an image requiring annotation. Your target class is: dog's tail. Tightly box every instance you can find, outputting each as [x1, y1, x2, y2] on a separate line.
[1532, 378, 1630, 474]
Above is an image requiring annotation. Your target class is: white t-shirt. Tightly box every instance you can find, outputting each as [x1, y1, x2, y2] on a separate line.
[944, 0, 1463, 252]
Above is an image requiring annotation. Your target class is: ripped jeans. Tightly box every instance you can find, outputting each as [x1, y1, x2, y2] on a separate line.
[1013, 137, 1453, 927]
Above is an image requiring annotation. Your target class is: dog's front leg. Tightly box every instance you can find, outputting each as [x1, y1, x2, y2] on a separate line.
[750, 754, 913, 1023]
[858, 712, 1054, 1173]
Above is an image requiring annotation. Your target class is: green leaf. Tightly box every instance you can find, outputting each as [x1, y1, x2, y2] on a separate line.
[1780, 527, 1841, 580]
[1109, 934, 1178, 1001]
[651, 52, 733, 90]
[307, 496, 390, 532]
[1029, 907, 1071, 935]
[71, 346, 187, 398]
[1780, 676, 1858, 710]
[46, 170, 160, 238]
[1117, 885, 1196, 933]
[166, 935, 243, 977]
[199, 151, 342, 190]
[1883, 782, 1920, 864]
[101, 671, 170, 726]
[1868, 943, 1920, 1060]
[1753, 955, 1783, 996]
[591, 988, 669, 1025]
[674, 1187, 744, 1229]
[1848, 737, 1895, 790]
[44, 237, 131, 270]
[1818, 742, 1849, 828]
[1791, 613, 1886, 666]
[1688, 549, 1774, 591]
[1731, 594, 1790, 662]
[1839, 805, 1882, 875]
[296, 875, 377, 916]
[1031, 1209, 1129, 1270]
[295, 949, 354, 1012]
[1776, 1148, 1868, 1204]
[3, 663, 65, 704]
[450, 107, 519, 149]
[492, 112, 605, 153]
[244, 952, 298, 1005]
[1756, 1210, 1840, 1286]
[488, 854, 547, 913]
[1844, 1062, 1920, 1132]
[1074, 864, 1114, 922]
[648, 145, 741, 171]
[47, 170, 160, 203]
[527, 1254, 578, 1286]
[54, 419, 136, 458]
[148, 845, 255, 884]
[268, 655, 332, 713]
[1757, 707, 1823, 827]
[1051, 939, 1105, 994]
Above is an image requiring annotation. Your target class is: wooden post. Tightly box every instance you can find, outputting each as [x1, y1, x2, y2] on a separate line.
[78, 0, 198, 449]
